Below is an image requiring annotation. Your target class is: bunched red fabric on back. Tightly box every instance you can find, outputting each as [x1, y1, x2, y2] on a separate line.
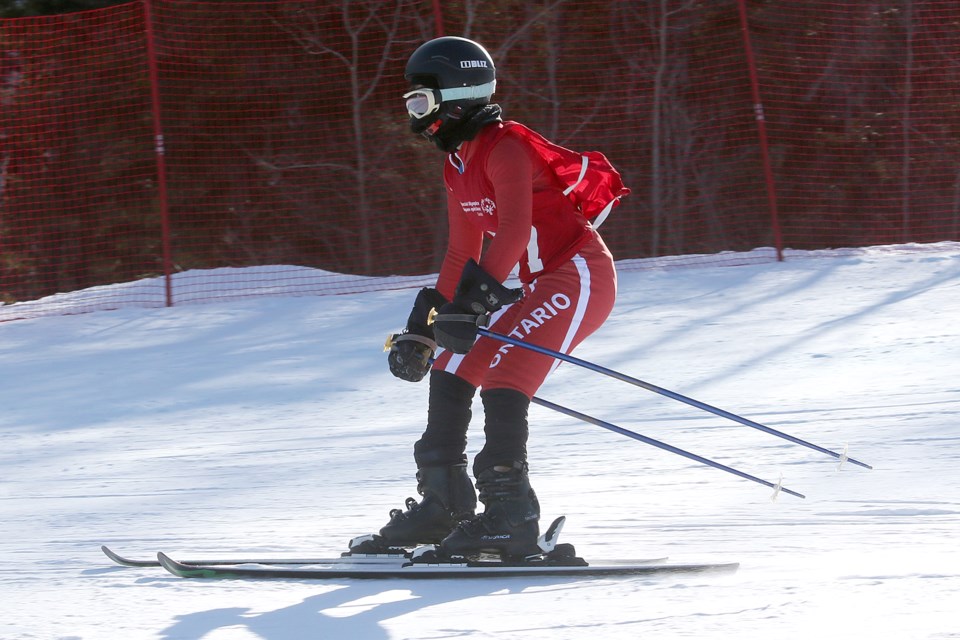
[498, 122, 630, 228]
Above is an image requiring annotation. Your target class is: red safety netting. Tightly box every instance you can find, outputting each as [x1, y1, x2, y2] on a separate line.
[1, 3, 160, 312]
[2, 0, 958, 319]
[750, 2, 960, 248]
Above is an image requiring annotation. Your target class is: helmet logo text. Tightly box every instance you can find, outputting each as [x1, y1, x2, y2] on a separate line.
[460, 60, 489, 68]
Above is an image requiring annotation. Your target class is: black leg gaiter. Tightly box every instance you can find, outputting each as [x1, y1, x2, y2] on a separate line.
[473, 388, 530, 477]
[414, 370, 476, 467]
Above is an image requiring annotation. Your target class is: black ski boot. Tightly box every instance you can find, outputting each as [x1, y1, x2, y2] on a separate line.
[440, 461, 541, 560]
[372, 464, 477, 548]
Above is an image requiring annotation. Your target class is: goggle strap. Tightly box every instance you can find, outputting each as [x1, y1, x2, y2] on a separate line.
[438, 80, 496, 103]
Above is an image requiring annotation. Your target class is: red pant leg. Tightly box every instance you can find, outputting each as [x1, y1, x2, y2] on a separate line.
[434, 231, 616, 397]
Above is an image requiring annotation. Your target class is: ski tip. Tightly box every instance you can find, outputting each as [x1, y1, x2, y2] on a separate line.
[101, 545, 160, 567]
[156, 552, 182, 576]
[157, 551, 226, 579]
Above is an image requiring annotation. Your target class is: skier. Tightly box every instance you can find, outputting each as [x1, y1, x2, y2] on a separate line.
[369, 36, 628, 559]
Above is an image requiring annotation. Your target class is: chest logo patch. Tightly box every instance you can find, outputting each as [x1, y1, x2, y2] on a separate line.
[460, 198, 497, 217]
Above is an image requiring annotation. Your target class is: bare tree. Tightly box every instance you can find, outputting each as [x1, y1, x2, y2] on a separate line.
[646, 0, 699, 255]
[269, 0, 424, 273]
[899, 0, 914, 242]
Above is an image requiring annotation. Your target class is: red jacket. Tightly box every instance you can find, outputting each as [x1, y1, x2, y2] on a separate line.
[437, 121, 628, 298]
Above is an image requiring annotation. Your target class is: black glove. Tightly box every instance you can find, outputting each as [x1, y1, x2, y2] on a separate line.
[387, 288, 448, 382]
[433, 259, 523, 354]
[387, 333, 436, 382]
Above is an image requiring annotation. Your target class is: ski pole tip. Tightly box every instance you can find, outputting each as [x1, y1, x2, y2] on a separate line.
[783, 487, 806, 499]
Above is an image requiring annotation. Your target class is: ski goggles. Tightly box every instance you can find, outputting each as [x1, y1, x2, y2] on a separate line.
[403, 88, 441, 119]
[403, 81, 497, 119]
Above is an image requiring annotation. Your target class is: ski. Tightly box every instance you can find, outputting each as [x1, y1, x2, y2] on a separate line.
[103, 515, 576, 569]
[156, 552, 737, 580]
[101, 545, 409, 568]
[106, 516, 728, 581]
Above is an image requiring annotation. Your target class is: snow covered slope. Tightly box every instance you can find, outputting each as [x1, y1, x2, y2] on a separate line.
[2, 243, 958, 639]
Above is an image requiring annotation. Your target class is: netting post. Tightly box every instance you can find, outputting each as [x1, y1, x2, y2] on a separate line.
[142, 0, 174, 306]
[736, 0, 783, 261]
[431, 0, 445, 36]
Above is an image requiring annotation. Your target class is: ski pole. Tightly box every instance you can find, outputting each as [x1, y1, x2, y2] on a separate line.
[531, 395, 805, 499]
[479, 327, 872, 470]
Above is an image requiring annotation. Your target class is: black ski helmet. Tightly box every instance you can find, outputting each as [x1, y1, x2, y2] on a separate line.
[403, 36, 496, 142]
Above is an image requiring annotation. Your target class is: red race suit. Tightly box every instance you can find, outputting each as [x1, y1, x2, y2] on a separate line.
[432, 121, 629, 397]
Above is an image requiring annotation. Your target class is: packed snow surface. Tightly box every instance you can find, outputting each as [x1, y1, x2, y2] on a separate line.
[2, 243, 958, 639]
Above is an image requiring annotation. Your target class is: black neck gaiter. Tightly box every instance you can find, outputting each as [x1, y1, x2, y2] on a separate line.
[431, 104, 503, 152]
